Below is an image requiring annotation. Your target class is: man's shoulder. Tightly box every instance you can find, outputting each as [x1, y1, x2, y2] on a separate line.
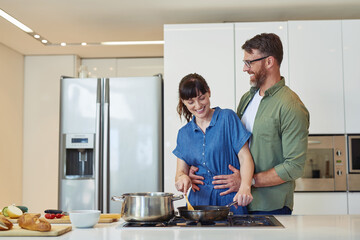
[239, 90, 252, 105]
[279, 85, 307, 108]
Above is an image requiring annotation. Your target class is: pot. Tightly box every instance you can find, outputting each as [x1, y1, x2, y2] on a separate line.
[177, 202, 236, 222]
[111, 192, 183, 222]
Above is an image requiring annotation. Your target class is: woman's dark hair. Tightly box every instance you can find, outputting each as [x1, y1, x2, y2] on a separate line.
[177, 73, 209, 122]
[242, 33, 283, 66]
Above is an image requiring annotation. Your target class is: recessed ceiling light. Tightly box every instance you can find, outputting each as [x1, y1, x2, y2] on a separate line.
[1, 8, 164, 47]
[101, 40, 164, 45]
[0, 8, 33, 33]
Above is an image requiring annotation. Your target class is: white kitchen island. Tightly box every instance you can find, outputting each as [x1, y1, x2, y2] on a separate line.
[5, 215, 360, 240]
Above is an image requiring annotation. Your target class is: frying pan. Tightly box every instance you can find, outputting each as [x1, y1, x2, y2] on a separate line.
[177, 202, 237, 222]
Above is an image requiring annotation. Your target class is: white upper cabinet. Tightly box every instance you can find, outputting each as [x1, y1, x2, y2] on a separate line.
[235, 22, 289, 106]
[342, 20, 360, 134]
[288, 20, 345, 134]
[164, 23, 236, 110]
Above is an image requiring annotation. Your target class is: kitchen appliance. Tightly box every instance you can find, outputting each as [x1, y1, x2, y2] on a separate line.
[295, 135, 346, 191]
[58, 76, 163, 213]
[111, 192, 183, 222]
[348, 135, 360, 191]
[177, 204, 236, 222]
[120, 215, 284, 228]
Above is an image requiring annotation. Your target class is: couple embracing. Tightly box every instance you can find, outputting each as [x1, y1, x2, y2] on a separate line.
[173, 33, 309, 215]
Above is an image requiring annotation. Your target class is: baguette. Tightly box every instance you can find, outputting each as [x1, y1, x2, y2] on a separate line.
[18, 213, 51, 232]
[0, 215, 13, 231]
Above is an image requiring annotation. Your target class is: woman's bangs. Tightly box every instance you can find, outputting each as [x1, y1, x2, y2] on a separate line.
[180, 80, 207, 100]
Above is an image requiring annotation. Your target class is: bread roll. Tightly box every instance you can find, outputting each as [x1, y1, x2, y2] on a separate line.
[0, 215, 13, 231]
[18, 213, 51, 232]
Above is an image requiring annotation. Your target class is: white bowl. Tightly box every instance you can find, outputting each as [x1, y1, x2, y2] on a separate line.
[69, 210, 101, 228]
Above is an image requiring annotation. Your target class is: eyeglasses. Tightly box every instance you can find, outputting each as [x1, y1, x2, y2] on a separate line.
[243, 56, 270, 68]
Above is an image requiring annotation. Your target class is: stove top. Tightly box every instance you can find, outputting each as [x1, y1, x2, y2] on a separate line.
[121, 215, 284, 228]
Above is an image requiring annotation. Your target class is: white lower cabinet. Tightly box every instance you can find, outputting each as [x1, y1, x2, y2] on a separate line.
[293, 192, 348, 215]
[348, 192, 360, 214]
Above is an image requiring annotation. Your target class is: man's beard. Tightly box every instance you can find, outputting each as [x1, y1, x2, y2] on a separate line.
[250, 65, 267, 88]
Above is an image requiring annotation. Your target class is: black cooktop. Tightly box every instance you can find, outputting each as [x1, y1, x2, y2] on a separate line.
[121, 215, 284, 228]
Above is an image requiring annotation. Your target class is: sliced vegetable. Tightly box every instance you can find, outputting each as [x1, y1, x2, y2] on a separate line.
[45, 213, 56, 219]
[2, 207, 9, 217]
[7, 205, 23, 219]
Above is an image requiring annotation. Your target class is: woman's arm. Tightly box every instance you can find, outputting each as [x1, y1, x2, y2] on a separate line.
[175, 158, 192, 194]
[234, 142, 254, 206]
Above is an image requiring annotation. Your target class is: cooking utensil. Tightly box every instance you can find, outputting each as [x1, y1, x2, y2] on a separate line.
[226, 201, 237, 208]
[178, 201, 237, 222]
[184, 194, 194, 211]
[112, 192, 183, 222]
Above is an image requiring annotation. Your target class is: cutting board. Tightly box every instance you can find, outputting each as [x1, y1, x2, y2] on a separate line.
[0, 225, 72, 237]
[7, 214, 120, 224]
[44, 215, 119, 224]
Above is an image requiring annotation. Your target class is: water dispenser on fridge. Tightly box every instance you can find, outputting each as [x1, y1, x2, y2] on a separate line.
[63, 134, 94, 179]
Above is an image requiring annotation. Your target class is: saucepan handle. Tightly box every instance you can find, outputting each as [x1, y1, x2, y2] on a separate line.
[171, 194, 184, 201]
[111, 195, 125, 201]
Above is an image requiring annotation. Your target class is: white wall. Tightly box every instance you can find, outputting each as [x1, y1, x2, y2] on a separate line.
[23, 55, 78, 213]
[0, 43, 24, 208]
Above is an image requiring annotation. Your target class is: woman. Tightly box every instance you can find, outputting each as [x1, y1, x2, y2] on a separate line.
[173, 73, 254, 214]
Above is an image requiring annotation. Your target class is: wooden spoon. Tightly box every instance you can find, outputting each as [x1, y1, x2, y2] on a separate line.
[185, 194, 195, 211]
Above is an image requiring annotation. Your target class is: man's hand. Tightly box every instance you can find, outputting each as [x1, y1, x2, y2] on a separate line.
[188, 166, 204, 192]
[212, 164, 241, 196]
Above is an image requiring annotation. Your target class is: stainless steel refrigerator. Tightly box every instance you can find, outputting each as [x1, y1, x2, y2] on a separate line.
[58, 75, 163, 213]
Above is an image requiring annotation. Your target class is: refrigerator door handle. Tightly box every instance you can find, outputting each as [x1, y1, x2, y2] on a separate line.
[102, 78, 110, 213]
[94, 78, 102, 212]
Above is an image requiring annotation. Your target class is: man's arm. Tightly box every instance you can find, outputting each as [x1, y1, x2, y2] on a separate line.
[252, 168, 285, 188]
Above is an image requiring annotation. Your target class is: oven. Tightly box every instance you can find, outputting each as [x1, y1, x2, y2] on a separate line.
[348, 135, 360, 191]
[295, 135, 347, 192]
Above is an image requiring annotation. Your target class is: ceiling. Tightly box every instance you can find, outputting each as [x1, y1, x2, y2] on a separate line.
[1, 0, 360, 58]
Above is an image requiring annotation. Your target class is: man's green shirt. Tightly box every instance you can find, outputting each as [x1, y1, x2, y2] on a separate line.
[237, 77, 309, 211]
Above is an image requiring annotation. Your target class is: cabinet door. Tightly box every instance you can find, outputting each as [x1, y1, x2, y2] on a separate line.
[164, 24, 235, 205]
[348, 192, 360, 214]
[288, 20, 344, 134]
[342, 20, 360, 134]
[293, 192, 348, 215]
[235, 22, 288, 106]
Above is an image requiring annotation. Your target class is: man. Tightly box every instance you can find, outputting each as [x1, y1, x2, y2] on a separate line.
[190, 33, 309, 215]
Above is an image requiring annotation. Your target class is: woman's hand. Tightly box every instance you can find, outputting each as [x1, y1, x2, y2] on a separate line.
[175, 174, 192, 194]
[233, 185, 253, 207]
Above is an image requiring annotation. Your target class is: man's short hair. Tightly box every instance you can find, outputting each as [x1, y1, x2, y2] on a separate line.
[242, 33, 283, 66]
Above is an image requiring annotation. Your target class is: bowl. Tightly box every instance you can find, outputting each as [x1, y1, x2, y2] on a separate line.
[69, 210, 101, 228]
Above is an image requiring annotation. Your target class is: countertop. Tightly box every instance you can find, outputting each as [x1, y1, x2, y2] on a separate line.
[4, 215, 360, 240]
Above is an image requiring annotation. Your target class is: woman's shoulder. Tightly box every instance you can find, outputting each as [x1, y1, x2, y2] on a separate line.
[216, 107, 238, 118]
[178, 120, 194, 134]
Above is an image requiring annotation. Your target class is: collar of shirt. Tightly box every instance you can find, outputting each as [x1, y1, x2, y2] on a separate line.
[250, 77, 285, 97]
[190, 107, 221, 132]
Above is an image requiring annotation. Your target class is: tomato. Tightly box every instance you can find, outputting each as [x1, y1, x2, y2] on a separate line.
[45, 213, 56, 219]
[55, 213, 64, 219]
